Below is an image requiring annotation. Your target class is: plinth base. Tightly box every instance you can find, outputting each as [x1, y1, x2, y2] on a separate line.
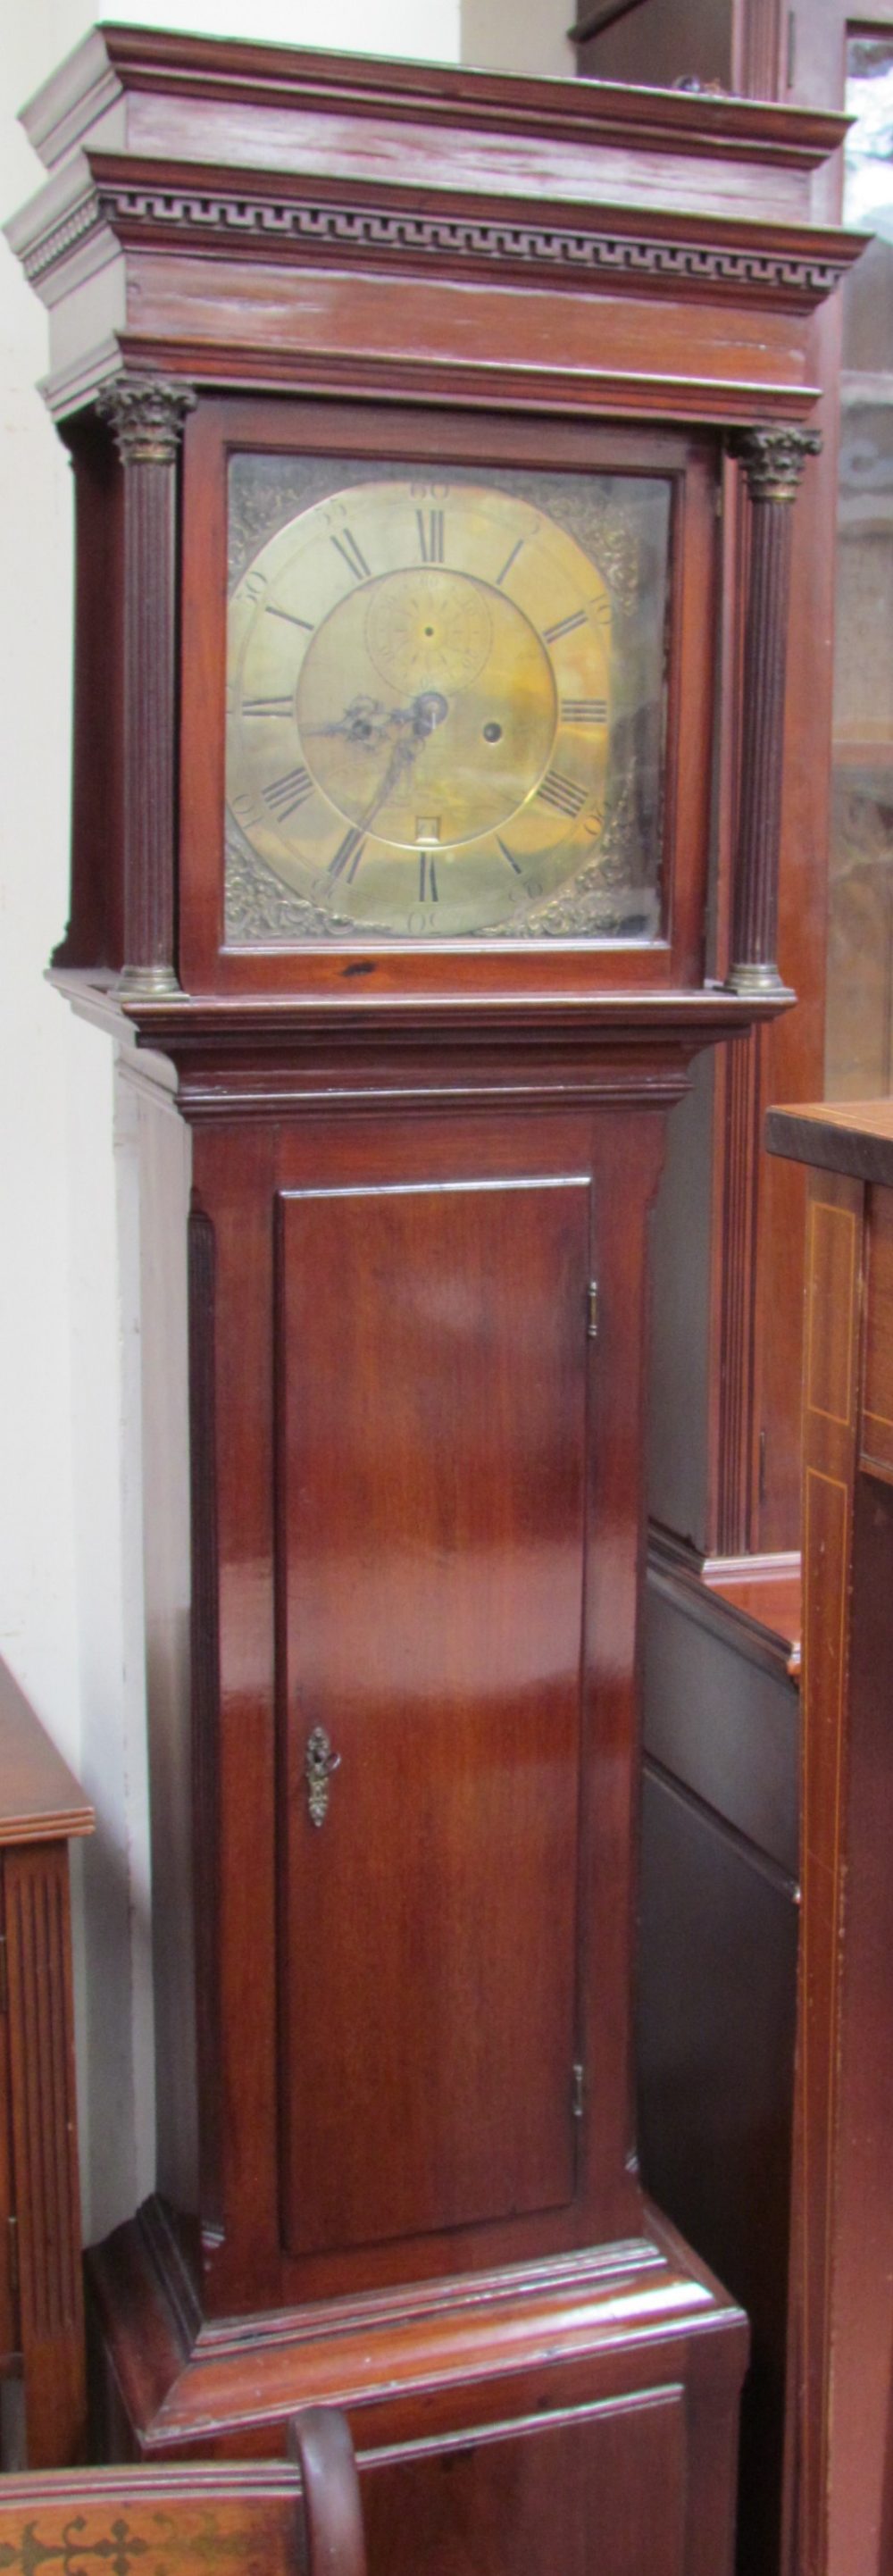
[88, 2198, 747, 2576]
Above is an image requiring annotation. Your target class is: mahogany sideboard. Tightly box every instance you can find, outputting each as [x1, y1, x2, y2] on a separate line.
[0, 1655, 94, 2466]
[766, 1099, 893, 2576]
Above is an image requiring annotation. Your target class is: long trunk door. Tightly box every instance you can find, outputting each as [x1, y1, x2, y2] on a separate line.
[276, 1172, 590, 2256]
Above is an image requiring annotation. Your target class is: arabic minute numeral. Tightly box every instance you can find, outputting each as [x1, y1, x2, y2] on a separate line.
[263, 766, 314, 820]
[330, 529, 371, 583]
[416, 509, 445, 565]
[583, 807, 605, 837]
[542, 609, 587, 644]
[561, 699, 608, 724]
[537, 770, 588, 819]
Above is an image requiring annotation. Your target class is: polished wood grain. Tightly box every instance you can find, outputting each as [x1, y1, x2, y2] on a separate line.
[87, 2197, 747, 2547]
[362, 2388, 689, 2576]
[53, 420, 124, 976]
[277, 1173, 588, 2254]
[179, 1093, 666, 2322]
[768, 1099, 893, 2576]
[188, 1206, 222, 2242]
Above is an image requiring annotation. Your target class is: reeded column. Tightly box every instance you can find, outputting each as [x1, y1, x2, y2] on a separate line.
[726, 425, 822, 999]
[96, 373, 196, 997]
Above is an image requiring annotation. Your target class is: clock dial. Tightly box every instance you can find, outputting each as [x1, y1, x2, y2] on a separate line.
[226, 479, 616, 938]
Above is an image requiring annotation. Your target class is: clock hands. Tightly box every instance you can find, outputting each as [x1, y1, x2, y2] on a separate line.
[305, 690, 449, 751]
[303, 690, 450, 841]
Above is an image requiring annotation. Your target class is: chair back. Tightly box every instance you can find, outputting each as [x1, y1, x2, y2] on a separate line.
[0, 2406, 366, 2576]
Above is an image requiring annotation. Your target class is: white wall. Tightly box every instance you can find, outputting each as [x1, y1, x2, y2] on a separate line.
[0, 0, 571, 2246]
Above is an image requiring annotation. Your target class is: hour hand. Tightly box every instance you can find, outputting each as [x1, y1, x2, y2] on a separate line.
[303, 694, 387, 745]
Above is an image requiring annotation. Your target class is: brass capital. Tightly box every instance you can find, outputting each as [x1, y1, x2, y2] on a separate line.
[96, 373, 196, 465]
[727, 425, 822, 502]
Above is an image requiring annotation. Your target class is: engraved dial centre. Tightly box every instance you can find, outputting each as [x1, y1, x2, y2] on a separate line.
[296, 568, 557, 849]
[365, 570, 492, 694]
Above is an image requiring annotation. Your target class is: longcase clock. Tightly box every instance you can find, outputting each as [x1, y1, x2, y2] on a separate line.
[7, 27, 857, 2572]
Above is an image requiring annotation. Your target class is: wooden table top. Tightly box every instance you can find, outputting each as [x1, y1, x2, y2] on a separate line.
[0, 1658, 94, 1846]
[767, 1098, 893, 1186]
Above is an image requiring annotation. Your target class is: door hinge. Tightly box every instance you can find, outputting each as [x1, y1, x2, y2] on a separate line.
[587, 1281, 599, 1341]
[572, 2062, 585, 2120]
[0, 1934, 6, 2017]
[8, 2217, 19, 2299]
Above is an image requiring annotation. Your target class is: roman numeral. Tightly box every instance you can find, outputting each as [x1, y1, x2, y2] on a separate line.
[496, 836, 523, 874]
[263, 766, 314, 820]
[419, 854, 439, 903]
[265, 604, 314, 632]
[243, 697, 293, 717]
[416, 509, 445, 565]
[542, 609, 588, 644]
[331, 530, 371, 582]
[496, 538, 524, 587]
[329, 827, 366, 882]
[537, 770, 588, 818]
[561, 699, 608, 724]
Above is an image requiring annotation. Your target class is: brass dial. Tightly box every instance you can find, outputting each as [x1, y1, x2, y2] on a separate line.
[226, 478, 613, 938]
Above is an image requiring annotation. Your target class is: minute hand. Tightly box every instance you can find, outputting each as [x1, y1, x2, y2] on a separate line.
[355, 694, 449, 830]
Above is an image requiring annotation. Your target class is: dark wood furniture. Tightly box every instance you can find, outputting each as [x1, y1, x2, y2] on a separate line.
[0, 1657, 94, 2466]
[765, 1099, 893, 2576]
[638, 1553, 800, 2576]
[5, 29, 862, 2571]
[0, 2405, 366, 2576]
[557, 16, 877, 2570]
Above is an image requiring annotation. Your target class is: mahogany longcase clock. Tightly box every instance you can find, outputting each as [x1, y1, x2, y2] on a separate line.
[7, 26, 857, 2572]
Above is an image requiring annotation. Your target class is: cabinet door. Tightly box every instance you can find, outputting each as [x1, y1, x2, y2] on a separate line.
[276, 1173, 591, 2256]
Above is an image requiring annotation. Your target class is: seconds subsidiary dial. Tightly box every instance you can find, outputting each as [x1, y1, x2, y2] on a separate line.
[226, 477, 613, 939]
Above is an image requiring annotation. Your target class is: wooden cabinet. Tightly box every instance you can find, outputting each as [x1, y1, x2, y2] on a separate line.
[6, 25, 860, 2565]
[766, 1100, 893, 2576]
[0, 1659, 93, 2465]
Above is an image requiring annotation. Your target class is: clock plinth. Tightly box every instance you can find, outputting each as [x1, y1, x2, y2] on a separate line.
[88, 2195, 746, 2576]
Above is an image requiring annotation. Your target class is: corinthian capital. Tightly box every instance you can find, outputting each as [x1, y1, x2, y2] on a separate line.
[727, 425, 822, 502]
[96, 373, 196, 465]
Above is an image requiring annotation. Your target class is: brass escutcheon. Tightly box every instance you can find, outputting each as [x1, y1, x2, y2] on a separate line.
[305, 1725, 341, 1828]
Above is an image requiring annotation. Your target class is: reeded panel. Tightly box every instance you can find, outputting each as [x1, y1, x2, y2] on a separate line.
[226, 456, 671, 946]
[276, 1173, 590, 2257]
